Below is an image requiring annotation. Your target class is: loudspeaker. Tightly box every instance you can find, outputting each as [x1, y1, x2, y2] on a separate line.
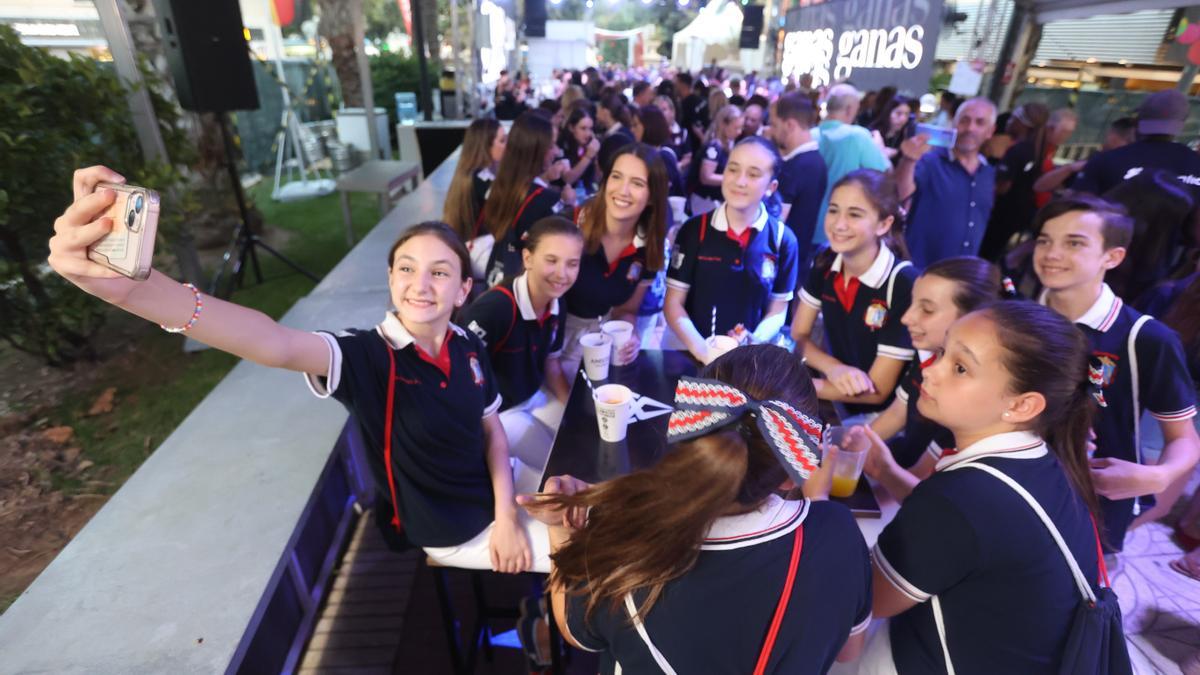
[525, 0, 547, 38]
[153, 0, 260, 113]
[739, 5, 764, 49]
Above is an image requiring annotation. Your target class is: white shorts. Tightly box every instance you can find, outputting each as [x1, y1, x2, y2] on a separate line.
[499, 388, 565, 488]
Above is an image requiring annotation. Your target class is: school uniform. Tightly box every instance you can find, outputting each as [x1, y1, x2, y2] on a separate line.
[666, 203, 799, 338]
[799, 244, 917, 414]
[874, 431, 1100, 674]
[891, 350, 956, 468]
[466, 168, 498, 281]
[567, 497, 872, 675]
[1039, 284, 1197, 550]
[484, 177, 563, 287]
[304, 314, 502, 548]
[560, 222, 658, 375]
[669, 121, 690, 161]
[689, 140, 730, 214]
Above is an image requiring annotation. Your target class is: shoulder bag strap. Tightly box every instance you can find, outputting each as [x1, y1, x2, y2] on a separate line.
[623, 595, 680, 675]
[381, 338, 403, 532]
[887, 260, 913, 308]
[752, 524, 805, 675]
[1128, 315, 1151, 469]
[930, 595, 956, 675]
[489, 286, 520, 353]
[512, 187, 545, 232]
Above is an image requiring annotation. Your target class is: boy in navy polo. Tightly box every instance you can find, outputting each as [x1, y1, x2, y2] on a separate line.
[768, 93, 827, 273]
[1033, 194, 1199, 551]
[666, 138, 799, 362]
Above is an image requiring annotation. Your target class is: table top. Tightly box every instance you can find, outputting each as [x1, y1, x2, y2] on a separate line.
[541, 350, 698, 486]
[336, 159, 420, 192]
[539, 348, 899, 548]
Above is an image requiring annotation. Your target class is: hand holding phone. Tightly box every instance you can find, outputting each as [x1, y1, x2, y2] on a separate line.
[86, 182, 159, 280]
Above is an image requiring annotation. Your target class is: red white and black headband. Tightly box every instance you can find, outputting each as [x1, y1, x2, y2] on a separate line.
[667, 376, 824, 486]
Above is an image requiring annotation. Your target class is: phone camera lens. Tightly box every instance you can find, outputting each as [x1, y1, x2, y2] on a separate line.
[127, 207, 138, 231]
[134, 194, 144, 213]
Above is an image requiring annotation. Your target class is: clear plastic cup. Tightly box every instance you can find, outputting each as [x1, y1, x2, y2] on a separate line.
[826, 425, 870, 498]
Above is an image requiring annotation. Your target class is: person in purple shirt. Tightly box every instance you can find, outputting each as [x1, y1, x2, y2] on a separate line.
[896, 97, 997, 268]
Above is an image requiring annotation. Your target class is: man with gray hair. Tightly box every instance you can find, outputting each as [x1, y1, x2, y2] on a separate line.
[815, 83, 891, 247]
[897, 96, 998, 267]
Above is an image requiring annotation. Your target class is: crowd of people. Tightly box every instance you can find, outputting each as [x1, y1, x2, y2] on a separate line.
[47, 62, 1200, 673]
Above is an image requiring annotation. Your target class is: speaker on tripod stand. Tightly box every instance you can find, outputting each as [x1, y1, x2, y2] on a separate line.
[153, 0, 319, 298]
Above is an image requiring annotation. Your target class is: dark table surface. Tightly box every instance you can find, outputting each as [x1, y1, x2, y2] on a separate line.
[540, 350, 698, 487]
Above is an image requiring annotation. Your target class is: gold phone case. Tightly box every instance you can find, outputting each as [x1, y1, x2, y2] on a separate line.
[86, 182, 160, 281]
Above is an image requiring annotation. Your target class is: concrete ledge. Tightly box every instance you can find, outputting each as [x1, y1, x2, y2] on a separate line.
[0, 150, 461, 674]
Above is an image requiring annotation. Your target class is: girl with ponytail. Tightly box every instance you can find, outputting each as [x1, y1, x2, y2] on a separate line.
[521, 346, 871, 673]
[869, 301, 1118, 674]
[862, 256, 1005, 499]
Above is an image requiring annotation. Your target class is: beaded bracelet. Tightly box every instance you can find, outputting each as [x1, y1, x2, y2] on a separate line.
[161, 282, 203, 334]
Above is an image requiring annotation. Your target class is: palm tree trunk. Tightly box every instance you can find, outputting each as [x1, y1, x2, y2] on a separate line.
[319, 0, 365, 108]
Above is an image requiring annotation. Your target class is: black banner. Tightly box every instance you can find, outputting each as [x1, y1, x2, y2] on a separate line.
[782, 0, 944, 95]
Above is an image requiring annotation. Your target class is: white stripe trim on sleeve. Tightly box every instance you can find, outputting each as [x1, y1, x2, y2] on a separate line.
[799, 287, 821, 309]
[665, 278, 691, 291]
[871, 543, 932, 603]
[303, 331, 342, 399]
[878, 345, 916, 361]
[896, 386, 910, 403]
[1150, 406, 1197, 422]
[483, 394, 503, 418]
[850, 612, 874, 636]
[770, 291, 794, 301]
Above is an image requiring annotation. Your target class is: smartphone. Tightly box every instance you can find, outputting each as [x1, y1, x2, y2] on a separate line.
[86, 182, 159, 281]
[916, 123, 957, 149]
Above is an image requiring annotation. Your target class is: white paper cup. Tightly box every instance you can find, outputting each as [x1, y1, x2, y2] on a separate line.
[668, 196, 687, 224]
[594, 384, 633, 442]
[706, 335, 739, 362]
[580, 332, 613, 381]
[602, 320, 635, 366]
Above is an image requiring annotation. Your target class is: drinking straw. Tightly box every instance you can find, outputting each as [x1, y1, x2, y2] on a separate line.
[711, 306, 717, 338]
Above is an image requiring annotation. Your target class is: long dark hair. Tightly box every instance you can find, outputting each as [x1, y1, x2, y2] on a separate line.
[871, 96, 914, 138]
[443, 118, 501, 242]
[978, 301, 1100, 519]
[578, 143, 668, 273]
[548, 345, 818, 621]
[484, 111, 555, 242]
[816, 169, 911, 270]
[923, 256, 1003, 315]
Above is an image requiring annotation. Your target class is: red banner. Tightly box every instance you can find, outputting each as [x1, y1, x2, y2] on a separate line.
[398, 0, 413, 37]
[271, 0, 295, 26]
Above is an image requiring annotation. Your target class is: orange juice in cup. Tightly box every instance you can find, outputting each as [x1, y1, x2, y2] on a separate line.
[825, 426, 869, 499]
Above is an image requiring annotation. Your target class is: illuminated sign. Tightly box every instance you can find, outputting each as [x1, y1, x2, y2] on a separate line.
[13, 22, 81, 37]
[782, 0, 943, 94]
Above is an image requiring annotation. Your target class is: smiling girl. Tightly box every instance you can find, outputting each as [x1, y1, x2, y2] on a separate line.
[792, 169, 916, 419]
[559, 144, 670, 374]
[48, 166, 554, 573]
[666, 136, 800, 363]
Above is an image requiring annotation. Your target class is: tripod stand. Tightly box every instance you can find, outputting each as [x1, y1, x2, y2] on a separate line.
[210, 111, 319, 298]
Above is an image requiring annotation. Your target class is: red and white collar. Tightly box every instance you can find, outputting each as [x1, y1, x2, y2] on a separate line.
[377, 312, 467, 350]
[700, 494, 808, 551]
[781, 139, 819, 161]
[513, 273, 560, 321]
[1037, 283, 1122, 333]
[711, 202, 768, 233]
[935, 430, 1047, 472]
[830, 244, 896, 289]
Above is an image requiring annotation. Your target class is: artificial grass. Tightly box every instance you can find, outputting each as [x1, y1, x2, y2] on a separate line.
[47, 182, 384, 495]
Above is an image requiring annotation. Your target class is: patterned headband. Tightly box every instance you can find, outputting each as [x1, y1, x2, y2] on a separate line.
[667, 376, 824, 486]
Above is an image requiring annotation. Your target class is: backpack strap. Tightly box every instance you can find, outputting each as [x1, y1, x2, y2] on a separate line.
[699, 211, 710, 243]
[1128, 315, 1151, 469]
[887, 260, 913, 308]
[752, 524, 804, 675]
[512, 187, 545, 234]
[623, 595, 680, 675]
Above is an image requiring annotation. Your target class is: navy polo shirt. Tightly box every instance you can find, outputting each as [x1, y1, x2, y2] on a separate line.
[1039, 284, 1197, 550]
[907, 149, 996, 268]
[875, 432, 1100, 675]
[669, 122, 690, 160]
[567, 497, 871, 675]
[564, 225, 656, 320]
[667, 203, 799, 336]
[1073, 138, 1200, 201]
[305, 314, 502, 548]
[892, 351, 955, 468]
[484, 179, 563, 287]
[692, 140, 730, 201]
[776, 141, 828, 269]
[460, 273, 566, 410]
[799, 244, 917, 413]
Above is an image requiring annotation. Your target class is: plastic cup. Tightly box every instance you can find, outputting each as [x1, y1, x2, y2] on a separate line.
[826, 425, 870, 498]
[580, 332, 613, 381]
[594, 383, 633, 442]
[705, 335, 739, 362]
[668, 196, 687, 223]
[602, 320, 635, 366]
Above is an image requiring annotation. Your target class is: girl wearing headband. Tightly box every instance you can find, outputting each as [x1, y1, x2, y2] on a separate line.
[521, 346, 870, 673]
